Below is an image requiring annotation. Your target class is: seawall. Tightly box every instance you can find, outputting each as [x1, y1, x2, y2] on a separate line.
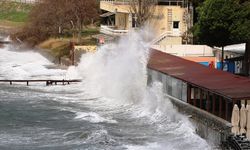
[167, 94, 231, 147]
[147, 68, 232, 148]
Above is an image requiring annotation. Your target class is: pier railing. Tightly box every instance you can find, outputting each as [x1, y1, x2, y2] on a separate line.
[0, 79, 82, 86]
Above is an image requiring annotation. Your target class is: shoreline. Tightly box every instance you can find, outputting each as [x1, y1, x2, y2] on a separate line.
[0, 33, 71, 70]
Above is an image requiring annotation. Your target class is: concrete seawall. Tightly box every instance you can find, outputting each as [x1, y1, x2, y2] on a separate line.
[167, 94, 231, 147]
[147, 68, 232, 148]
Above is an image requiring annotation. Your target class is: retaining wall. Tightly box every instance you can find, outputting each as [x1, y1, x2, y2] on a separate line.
[147, 68, 232, 148]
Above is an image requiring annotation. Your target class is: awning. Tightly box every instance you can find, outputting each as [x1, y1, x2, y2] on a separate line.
[100, 12, 115, 17]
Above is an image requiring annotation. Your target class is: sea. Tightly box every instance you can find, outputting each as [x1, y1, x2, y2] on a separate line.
[0, 33, 212, 150]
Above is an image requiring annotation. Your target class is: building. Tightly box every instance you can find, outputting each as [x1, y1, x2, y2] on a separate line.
[152, 44, 214, 57]
[147, 49, 250, 122]
[100, 0, 193, 45]
[152, 44, 218, 68]
[214, 43, 246, 74]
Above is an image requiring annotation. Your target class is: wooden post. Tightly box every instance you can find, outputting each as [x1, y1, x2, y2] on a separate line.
[200, 89, 203, 109]
[219, 96, 223, 117]
[221, 46, 224, 70]
[194, 88, 197, 107]
[187, 85, 191, 104]
[206, 91, 210, 112]
[27, 81, 29, 86]
[225, 100, 229, 121]
[212, 94, 216, 114]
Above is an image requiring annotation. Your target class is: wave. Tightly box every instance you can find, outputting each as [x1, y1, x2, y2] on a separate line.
[74, 112, 117, 124]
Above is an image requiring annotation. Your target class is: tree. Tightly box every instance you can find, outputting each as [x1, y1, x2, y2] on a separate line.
[194, 0, 250, 74]
[64, 0, 99, 43]
[189, 0, 206, 23]
[129, 0, 157, 27]
[15, 0, 98, 46]
[193, 0, 239, 70]
[230, 1, 250, 76]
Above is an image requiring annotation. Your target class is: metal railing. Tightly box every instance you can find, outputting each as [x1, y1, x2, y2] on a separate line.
[100, 0, 188, 7]
[151, 31, 172, 44]
[100, 0, 130, 5]
[100, 25, 128, 35]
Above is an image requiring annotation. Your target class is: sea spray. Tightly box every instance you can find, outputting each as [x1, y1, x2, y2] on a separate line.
[76, 30, 151, 105]
[70, 29, 211, 149]
[0, 34, 212, 149]
[0, 42, 66, 80]
[73, 29, 179, 118]
[74, 29, 192, 123]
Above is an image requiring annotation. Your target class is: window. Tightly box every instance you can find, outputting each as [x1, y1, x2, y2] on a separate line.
[173, 21, 179, 29]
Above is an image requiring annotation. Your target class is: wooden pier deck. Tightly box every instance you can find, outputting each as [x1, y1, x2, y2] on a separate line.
[0, 79, 82, 86]
[0, 41, 11, 44]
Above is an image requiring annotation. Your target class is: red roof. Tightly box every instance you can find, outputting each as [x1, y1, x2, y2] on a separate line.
[183, 57, 216, 63]
[148, 49, 250, 100]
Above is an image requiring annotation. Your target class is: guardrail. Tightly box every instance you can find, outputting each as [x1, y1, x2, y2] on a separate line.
[0, 79, 82, 86]
[100, 0, 130, 5]
[151, 31, 172, 44]
[100, 25, 128, 36]
[100, 0, 188, 7]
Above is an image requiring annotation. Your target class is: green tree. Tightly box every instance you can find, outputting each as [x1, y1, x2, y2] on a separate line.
[194, 0, 238, 69]
[230, 1, 250, 76]
[194, 0, 250, 74]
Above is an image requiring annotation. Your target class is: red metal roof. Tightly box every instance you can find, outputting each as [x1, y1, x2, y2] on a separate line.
[183, 57, 216, 63]
[148, 49, 250, 100]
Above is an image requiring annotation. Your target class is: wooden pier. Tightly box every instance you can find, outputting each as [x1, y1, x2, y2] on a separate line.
[0, 40, 11, 44]
[0, 79, 81, 86]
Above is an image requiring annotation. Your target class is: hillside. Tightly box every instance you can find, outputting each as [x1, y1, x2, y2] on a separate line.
[0, 1, 32, 32]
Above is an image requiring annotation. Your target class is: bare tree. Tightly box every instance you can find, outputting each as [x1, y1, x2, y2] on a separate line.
[15, 0, 98, 46]
[129, 0, 158, 27]
[65, 0, 98, 43]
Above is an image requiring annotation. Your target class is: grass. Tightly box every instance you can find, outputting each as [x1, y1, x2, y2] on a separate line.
[63, 27, 99, 45]
[81, 28, 100, 36]
[0, 1, 32, 27]
[38, 27, 99, 58]
[38, 38, 71, 58]
[79, 27, 99, 45]
[0, 11, 29, 22]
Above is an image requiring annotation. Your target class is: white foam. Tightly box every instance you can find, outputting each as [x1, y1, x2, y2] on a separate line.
[65, 66, 81, 80]
[74, 112, 117, 124]
[125, 142, 163, 150]
[0, 46, 66, 80]
[125, 140, 211, 150]
[74, 29, 211, 149]
[76, 31, 150, 105]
